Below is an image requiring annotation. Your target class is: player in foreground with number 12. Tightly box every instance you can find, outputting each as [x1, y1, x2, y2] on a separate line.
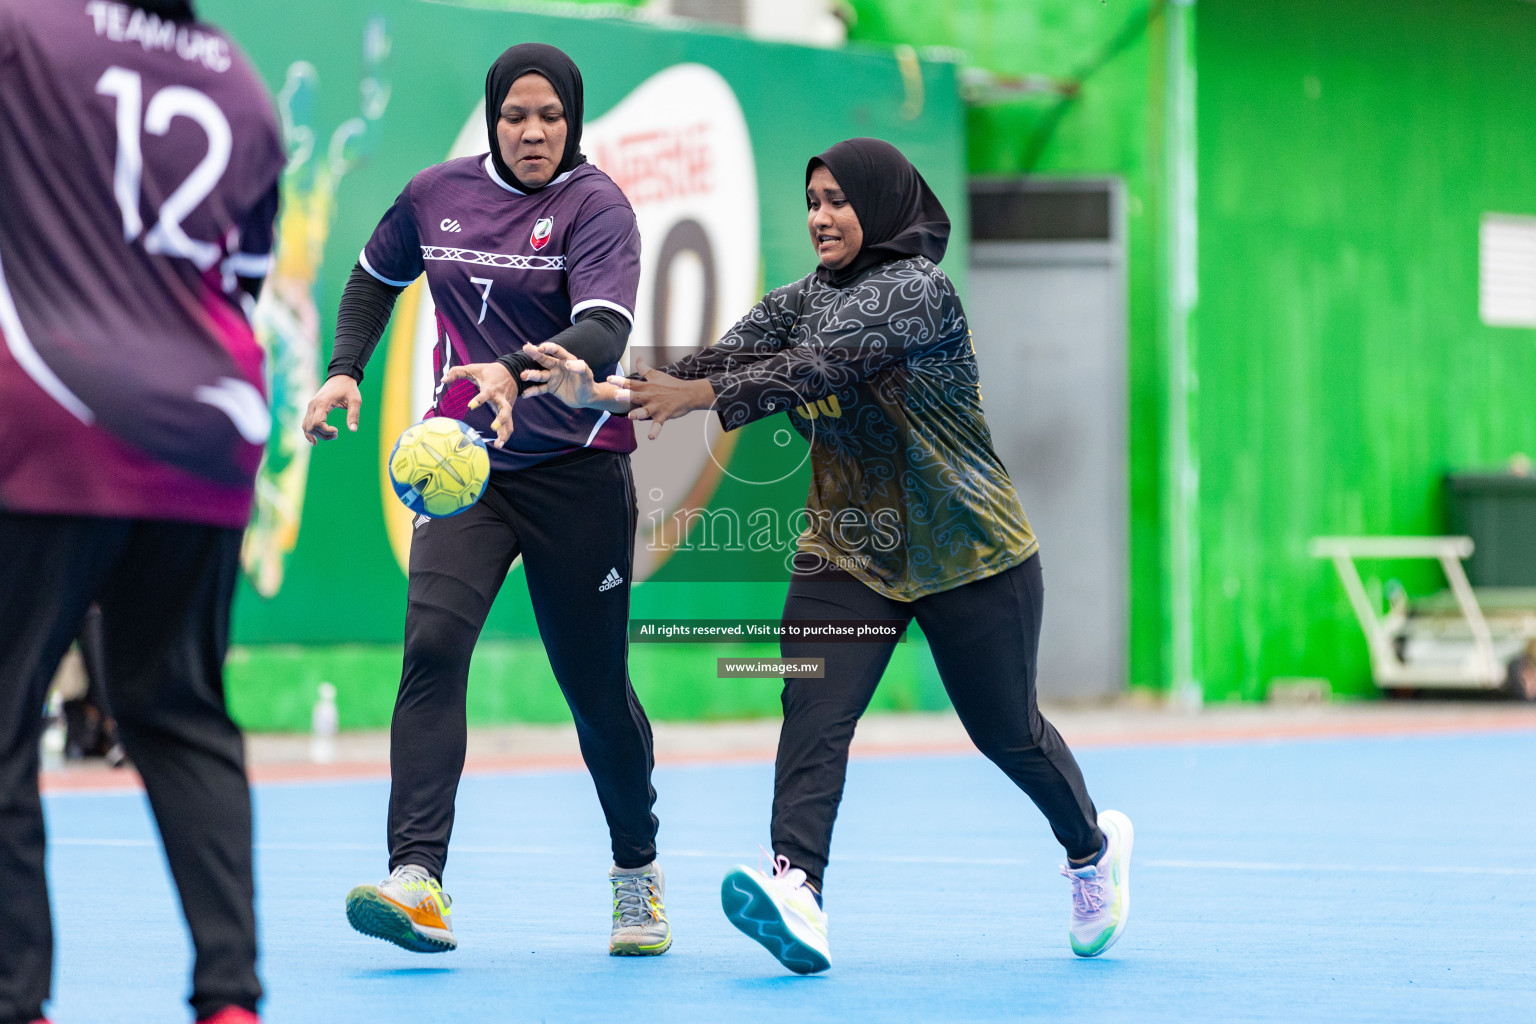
[301, 43, 672, 959]
[0, 1, 284, 1021]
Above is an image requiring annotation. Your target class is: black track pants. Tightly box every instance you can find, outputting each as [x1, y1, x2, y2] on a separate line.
[773, 555, 1103, 890]
[0, 513, 258, 1024]
[387, 450, 657, 879]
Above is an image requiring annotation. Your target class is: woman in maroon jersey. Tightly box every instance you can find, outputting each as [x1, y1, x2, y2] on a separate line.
[302, 42, 671, 960]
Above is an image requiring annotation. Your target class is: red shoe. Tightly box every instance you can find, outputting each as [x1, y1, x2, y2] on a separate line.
[196, 1008, 260, 1024]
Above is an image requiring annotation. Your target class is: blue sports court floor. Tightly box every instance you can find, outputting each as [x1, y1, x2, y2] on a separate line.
[39, 724, 1536, 1023]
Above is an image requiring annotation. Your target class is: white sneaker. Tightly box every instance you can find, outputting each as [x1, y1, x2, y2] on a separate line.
[345, 864, 456, 953]
[720, 855, 830, 974]
[1061, 809, 1133, 957]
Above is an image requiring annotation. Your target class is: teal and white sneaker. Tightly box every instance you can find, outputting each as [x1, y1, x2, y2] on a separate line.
[720, 856, 830, 974]
[1061, 809, 1134, 957]
[609, 861, 672, 956]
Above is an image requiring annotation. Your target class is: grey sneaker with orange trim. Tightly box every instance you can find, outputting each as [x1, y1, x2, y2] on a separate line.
[345, 864, 456, 952]
[608, 861, 672, 955]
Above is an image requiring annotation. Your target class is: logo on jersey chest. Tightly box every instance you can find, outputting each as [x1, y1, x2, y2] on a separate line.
[795, 395, 843, 421]
[530, 217, 554, 251]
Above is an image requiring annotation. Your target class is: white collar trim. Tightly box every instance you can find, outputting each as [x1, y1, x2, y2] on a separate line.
[483, 154, 574, 195]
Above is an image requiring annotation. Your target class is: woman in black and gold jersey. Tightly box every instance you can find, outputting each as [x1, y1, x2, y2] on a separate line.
[520, 137, 1135, 974]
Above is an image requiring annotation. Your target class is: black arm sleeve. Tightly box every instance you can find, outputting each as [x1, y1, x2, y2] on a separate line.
[327, 263, 404, 384]
[497, 306, 631, 395]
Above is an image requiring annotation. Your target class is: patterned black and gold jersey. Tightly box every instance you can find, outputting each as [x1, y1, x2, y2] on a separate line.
[665, 256, 1037, 601]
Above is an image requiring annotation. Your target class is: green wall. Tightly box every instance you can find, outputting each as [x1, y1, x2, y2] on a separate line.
[199, 0, 967, 729]
[852, 0, 1536, 699]
[847, 1, 1172, 694]
[1194, 0, 1536, 697]
[201, 0, 1536, 716]
[226, 639, 948, 731]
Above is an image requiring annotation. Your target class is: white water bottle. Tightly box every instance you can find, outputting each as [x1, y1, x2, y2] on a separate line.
[310, 682, 338, 764]
[40, 690, 65, 771]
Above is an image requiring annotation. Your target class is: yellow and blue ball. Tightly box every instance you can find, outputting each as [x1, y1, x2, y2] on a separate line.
[387, 418, 490, 518]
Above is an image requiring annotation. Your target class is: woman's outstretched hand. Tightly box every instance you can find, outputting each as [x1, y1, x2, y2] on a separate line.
[519, 342, 657, 417]
[302, 374, 363, 446]
[519, 342, 601, 408]
[441, 361, 516, 448]
[607, 367, 716, 440]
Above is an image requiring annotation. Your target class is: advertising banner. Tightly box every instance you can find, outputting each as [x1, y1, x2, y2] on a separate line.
[207, 0, 966, 649]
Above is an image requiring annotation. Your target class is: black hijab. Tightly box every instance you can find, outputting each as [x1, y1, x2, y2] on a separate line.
[807, 138, 950, 288]
[484, 43, 587, 193]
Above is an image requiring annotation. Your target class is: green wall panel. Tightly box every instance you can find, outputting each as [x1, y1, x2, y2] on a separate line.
[227, 635, 950, 733]
[1195, 0, 1536, 698]
[854, 0, 1536, 700]
[193, 0, 1536, 711]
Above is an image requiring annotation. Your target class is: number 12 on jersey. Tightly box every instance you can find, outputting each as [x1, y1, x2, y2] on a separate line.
[96, 65, 232, 271]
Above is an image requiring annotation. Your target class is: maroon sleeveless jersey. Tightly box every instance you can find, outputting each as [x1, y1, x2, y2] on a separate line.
[0, 1, 284, 527]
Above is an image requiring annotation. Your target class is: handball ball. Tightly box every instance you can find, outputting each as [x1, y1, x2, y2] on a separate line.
[388, 418, 489, 518]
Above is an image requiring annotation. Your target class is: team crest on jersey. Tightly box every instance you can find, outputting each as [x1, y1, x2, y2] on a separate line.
[530, 217, 554, 251]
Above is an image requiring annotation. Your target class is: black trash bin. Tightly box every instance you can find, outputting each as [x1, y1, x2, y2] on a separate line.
[1445, 472, 1536, 586]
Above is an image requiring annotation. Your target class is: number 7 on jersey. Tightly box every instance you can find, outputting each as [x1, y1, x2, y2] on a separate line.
[470, 277, 493, 325]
